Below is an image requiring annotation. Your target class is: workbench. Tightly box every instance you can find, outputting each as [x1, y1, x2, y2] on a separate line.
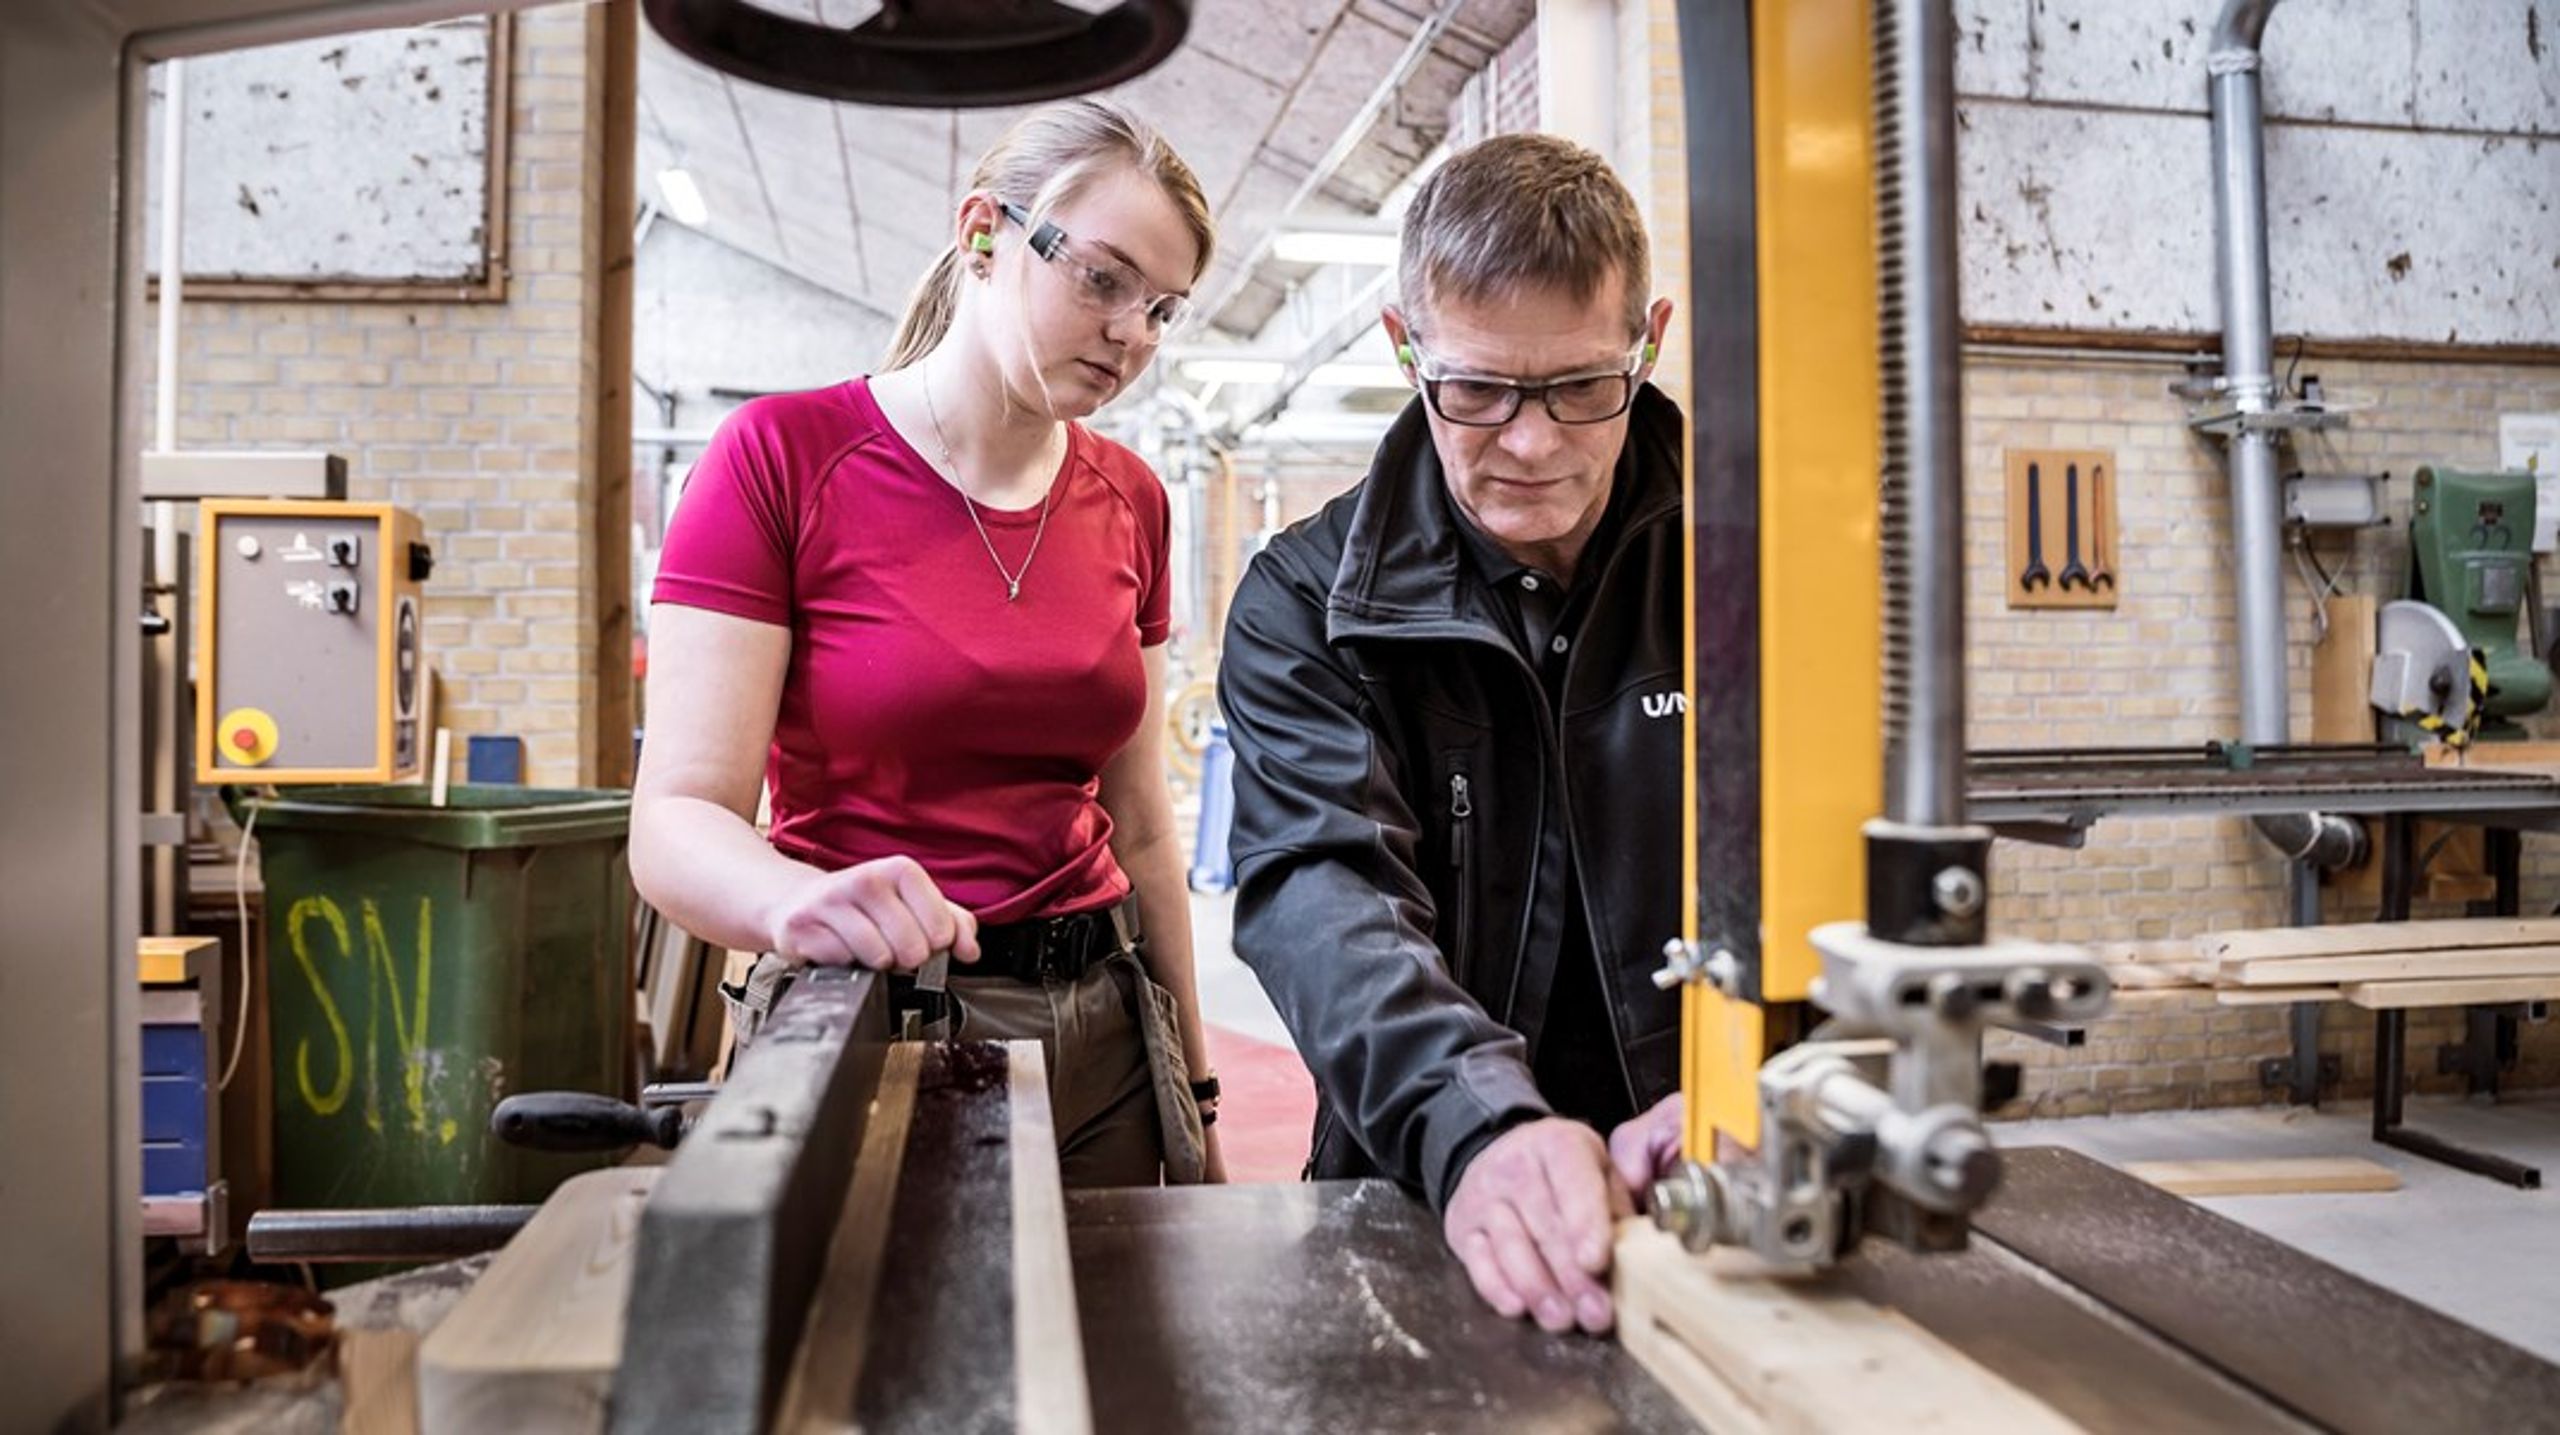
[153, 966, 2560, 1433]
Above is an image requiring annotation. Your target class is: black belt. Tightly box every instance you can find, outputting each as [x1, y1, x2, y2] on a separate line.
[912, 900, 1136, 987]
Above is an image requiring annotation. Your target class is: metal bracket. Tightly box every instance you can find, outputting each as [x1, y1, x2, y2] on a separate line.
[2187, 405, 2352, 439]
[1657, 926, 2111, 1273]
[2258, 1053, 2339, 1091]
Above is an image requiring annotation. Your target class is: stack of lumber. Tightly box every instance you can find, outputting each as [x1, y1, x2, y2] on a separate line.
[2085, 918, 2560, 1011]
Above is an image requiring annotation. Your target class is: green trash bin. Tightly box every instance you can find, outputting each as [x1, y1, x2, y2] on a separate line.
[241, 784, 633, 1211]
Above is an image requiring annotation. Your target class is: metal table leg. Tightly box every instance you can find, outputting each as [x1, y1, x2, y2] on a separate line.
[2368, 817, 2540, 1188]
[2373, 1006, 2541, 1187]
[2281, 859, 2325, 1105]
[2440, 826, 2528, 1098]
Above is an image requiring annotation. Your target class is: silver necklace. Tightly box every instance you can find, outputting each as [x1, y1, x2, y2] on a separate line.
[920, 361, 1055, 603]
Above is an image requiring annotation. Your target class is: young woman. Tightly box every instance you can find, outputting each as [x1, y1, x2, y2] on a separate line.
[631, 99, 1224, 1185]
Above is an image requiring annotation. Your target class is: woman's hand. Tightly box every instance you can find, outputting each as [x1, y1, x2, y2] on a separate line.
[762, 855, 981, 973]
[1201, 1121, 1229, 1183]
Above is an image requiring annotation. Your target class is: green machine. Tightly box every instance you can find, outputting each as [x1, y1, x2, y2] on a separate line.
[2371, 467, 2552, 745]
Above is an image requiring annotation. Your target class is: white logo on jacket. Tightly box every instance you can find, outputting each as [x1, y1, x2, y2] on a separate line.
[1641, 691, 1687, 719]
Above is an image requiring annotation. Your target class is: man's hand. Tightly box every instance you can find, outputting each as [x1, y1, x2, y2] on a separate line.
[1443, 1118, 1633, 1335]
[763, 855, 981, 973]
[1606, 1093, 1686, 1211]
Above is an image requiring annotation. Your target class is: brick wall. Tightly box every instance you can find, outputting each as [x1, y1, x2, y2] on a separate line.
[1969, 353, 2560, 942]
[148, 4, 613, 788]
[1975, 352, 2560, 1114]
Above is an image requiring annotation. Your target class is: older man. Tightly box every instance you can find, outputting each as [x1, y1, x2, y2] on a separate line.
[1220, 133, 1687, 1336]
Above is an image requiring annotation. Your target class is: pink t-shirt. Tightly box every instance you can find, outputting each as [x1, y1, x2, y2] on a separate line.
[651, 378, 1171, 925]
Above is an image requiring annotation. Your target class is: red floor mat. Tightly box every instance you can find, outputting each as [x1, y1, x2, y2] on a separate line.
[1205, 1023, 1316, 1184]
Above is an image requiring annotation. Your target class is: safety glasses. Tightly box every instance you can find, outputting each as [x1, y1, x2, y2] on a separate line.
[1406, 337, 1646, 427]
[999, 200, 1194, 339]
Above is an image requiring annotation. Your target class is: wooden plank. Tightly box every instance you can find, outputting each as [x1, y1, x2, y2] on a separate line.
[418, 1168, 660, 1434]
[2212, 985, 2340, 1006]
[2345, 975, 2560, 1010]
[2310, 594, 2378, 744]
[2201, 918, 2560, 965]
[138, 934, 218, 985]
[775, 1043, 923, 1434]
[2121, 1157, 2401, 1198]
[2423, 740, 2560, 769]
[2227, 945, 2560, 988]
[1612, 1221, 2084, 1433]
[584, 0, 636, 789]
[341, 1327, 423, 1435]
[1008, 1040, 1095, 1435]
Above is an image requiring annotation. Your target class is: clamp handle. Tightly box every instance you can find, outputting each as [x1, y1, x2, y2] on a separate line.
[492, 1091, 683, 1153]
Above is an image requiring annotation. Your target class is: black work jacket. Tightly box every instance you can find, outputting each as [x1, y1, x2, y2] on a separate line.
[1218, 386, 1686, 1211]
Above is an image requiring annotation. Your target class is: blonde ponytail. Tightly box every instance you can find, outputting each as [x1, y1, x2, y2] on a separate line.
[884, 245, 965, 371]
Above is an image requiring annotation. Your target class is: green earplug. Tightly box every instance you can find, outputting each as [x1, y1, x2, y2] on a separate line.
[1396, 344, 1415, 366]
[970, 233, 994, 253]
[1642, 341, 1658, 362]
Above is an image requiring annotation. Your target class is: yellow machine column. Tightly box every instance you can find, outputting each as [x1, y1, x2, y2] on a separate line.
[1661, 0, 2109, 1267]
[1675, 0, 1883, 1156]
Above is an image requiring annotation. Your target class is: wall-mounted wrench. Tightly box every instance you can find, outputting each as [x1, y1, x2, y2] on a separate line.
[2019, 461, 2052, 592]
[2059, 462, 2091, 591]
[2089, 463, 2116, 591]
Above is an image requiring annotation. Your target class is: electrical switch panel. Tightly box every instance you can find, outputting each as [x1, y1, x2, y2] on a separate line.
[196, 500, 430, 784]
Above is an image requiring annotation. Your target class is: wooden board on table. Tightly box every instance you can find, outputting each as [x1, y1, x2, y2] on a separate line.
[1008, 1040, 1093, 1435]
[2345, 975, 2560, 1009]
[2121, 1157, 2401, 1198]
[2082, 938, 2210, 991]
[2424, 741, 2560, 769]
[1613, 1221, 2083, 1433]
[341, 1327, 423, 1435]
[2201, 918, 2560, 965]
[2212, 985, 2341, 1006]
[418, 1167, 659, 1434]
[2223, 945, 2560, 988]
[775, 1043, 923, 1433]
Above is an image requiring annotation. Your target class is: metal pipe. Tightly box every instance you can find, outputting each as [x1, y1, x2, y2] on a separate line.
[246, 1205, 535, 1264]
[2206, 0, 2366, 869]
[2210, 2, 2284, 746]
[1876, 0, 1966, 829]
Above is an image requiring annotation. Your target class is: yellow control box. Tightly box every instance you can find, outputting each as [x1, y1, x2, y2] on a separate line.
[196, 500, 429, 785]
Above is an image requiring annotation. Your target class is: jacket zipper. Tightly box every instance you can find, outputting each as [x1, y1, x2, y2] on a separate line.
[1354, 501, 1679, 1096]
[1447, 770, 1476, 963]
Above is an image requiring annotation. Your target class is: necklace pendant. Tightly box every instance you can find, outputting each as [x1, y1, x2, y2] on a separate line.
[1006, 579, 1021, 602]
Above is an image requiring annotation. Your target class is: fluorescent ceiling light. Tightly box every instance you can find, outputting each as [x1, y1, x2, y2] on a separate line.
[1271, 229, 1401, 267]
[656, 167, 709, 227]
[1181, 357, 1285, 385]
[1306, 363, 1410, 390]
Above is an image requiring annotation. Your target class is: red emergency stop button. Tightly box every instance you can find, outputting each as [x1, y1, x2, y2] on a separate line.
[216, 708, 278, 767]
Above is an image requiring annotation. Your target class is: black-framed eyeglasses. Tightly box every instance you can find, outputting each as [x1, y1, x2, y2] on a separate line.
[998, 200, 1195, 337]
[1407, 338, 1645, 427]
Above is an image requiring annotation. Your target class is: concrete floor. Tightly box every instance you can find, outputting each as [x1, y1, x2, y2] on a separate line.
[2002, 1095, 2560, 1365]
